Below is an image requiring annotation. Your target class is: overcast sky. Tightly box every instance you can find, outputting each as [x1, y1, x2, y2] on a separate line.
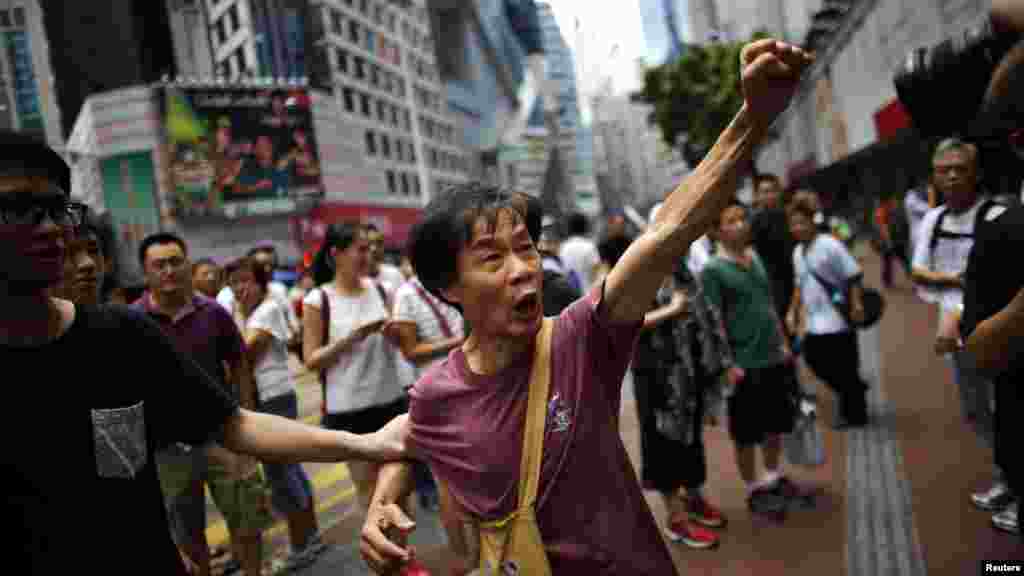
[546, 0, 648, 106]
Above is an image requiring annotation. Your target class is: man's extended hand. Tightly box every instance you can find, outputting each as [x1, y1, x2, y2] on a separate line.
[360, 500, 416, 574]
[740, 39, 815, 128]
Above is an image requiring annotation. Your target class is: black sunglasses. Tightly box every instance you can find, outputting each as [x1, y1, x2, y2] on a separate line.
[0, 196, 87, 228]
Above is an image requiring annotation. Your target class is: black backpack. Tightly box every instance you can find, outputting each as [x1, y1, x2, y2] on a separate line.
[928, 198, 1003, 259]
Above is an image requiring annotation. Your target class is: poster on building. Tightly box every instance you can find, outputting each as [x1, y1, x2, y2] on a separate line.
[160, 87, 324, 220]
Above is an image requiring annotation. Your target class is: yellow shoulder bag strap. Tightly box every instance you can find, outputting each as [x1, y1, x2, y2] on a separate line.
[477, 316, 555, 575]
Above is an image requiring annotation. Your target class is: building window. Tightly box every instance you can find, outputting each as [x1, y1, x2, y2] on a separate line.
[336, 48, 348, 73]
[237, 47, 249, 74]
[414, 175, 421, 197]
[388, 12, 397, 32]
[386, 170, 396, 194]
[409, 143, 416, 163]
[391, 105, 399, 127]
[374, 4, 385, 25]
[401, 173, 410, 196]
[227, 4, 240, 33]
[403, 110, 411, 132]
[359, 0, 369, 16]
[332, 11, 344, 35]
[343, 88, 355, 112]
[381, 134, 390, 158]
[361, 93, 372, 117]
[12, 6, 24, 27]
[395, 140, 404, 162]
[354, 56, 365, 80]
[370, 65, 380, 88]
[348, 20, 359, 43]
[365, 131, 376, 156]
[377, 100, 387, 122]
[394, 78, 405, 99]
[0, 10, 10, 28]
[214, 19, 227, 45]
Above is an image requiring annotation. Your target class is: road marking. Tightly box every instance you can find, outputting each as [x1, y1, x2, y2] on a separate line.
[205, 486, 357, 547]
[204, 463, 352, 547]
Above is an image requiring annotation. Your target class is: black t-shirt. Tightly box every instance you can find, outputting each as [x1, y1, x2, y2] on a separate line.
[750, 207, 796, 317]
[542, 269, 581, 317]
[961, 206, 1024, 512]
[3, 304, 239, 575]
[598, 235, 634, 267]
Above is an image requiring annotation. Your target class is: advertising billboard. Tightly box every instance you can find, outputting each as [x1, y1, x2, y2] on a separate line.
[161, 86, 323, 220]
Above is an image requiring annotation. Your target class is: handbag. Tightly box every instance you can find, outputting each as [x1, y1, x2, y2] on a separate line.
[437, 317, 555, 576]
[805, 240, 885, 329]
[784, 390, 826, 468]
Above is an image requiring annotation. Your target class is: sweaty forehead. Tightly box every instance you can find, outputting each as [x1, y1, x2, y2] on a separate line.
[467, 210, 527, 244]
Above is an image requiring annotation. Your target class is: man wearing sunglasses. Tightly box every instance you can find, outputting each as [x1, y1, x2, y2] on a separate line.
[0, 129, 407, 575]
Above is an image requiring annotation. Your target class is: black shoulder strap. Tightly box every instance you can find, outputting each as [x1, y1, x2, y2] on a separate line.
[930, 200, 1002, 255]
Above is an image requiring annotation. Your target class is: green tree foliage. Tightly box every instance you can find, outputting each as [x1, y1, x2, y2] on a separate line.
[639, 32, 770, 167]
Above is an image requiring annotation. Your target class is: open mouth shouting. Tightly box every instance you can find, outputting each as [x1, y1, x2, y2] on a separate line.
[512, 291, 542, 320]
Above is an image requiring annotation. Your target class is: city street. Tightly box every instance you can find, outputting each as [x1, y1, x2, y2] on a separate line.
[201, 249, 1022, 576]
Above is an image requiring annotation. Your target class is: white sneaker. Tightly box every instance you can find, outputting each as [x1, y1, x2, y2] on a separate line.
[971, 483, 1015, 512]
[992, 502, 1019, 534]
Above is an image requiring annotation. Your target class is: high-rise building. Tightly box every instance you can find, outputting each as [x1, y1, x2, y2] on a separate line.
[0, 0, 58, 144]
[305, 0, 468, 204]
[509, 2, 592, 213]
[423, 0, 532, 188]
[204, 0, 310, 80]
[639, 0, 687, 64]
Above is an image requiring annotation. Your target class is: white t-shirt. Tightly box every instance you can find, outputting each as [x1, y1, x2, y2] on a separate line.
[245, 297, 295, 403]
[220, 281, 298, 337]
[911, 198, 1006, 314]
[393, 277, 466, 380]
[303, 279, 405, 413]
[794, 234, 863, 335]
[559, 236, 601, 290]
[376, 264, 406, 297]
[687, 235, 716, 277]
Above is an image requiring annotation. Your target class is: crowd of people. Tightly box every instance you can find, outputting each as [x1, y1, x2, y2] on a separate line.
[6, 22, 1024, 576]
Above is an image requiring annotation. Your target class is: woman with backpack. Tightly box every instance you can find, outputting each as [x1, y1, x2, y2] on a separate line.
[786, 193, 869, 428]
[302, 222, 408, 511]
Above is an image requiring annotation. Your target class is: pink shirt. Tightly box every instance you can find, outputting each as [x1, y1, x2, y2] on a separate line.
[408, 285, 678, 574]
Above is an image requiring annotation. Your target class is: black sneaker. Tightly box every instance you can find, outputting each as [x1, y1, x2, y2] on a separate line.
[747, 486, 787, 521]
[775, 477, 816, 509]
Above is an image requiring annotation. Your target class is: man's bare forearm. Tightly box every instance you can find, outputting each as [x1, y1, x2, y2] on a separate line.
[222, 410, 406, 464]
[604, 105, 769, 323]
[966, 288, 1024, 375]
[655, 105, 767, 252]
[373, 461, 415, 506]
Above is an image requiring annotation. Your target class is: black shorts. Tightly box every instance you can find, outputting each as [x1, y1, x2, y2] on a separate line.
[727, 363, 796, 447]
[323, 396, 408, 434]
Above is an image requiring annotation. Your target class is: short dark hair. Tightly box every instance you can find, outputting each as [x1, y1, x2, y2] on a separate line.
[192, 258, 218, 274]
[786, 192, 818, 222]
[138, 233, 188, 267]
[754, 172, 781, 188]
[247, 244, 277, 258]
[311, 221, 364, 286]
[236, 257, 271, 291]
[708, 198, 747, 232]
[408, 182, 542, 310]
[0, 130, 71, 193]
[566, 212, 590, 237]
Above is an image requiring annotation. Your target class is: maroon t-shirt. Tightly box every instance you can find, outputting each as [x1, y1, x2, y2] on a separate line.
[408, 284, 678, 574]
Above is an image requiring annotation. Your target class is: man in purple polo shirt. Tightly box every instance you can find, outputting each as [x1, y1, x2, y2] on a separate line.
[135, 232, 266, 576]
[358, 38, 815, 574]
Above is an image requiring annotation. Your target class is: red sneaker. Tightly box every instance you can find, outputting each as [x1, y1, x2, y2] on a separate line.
[687, 496, 727, 529]
[666, 514, 720, 549]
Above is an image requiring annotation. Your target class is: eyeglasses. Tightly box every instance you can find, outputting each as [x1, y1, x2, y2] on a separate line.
[0, 197, 87, 228]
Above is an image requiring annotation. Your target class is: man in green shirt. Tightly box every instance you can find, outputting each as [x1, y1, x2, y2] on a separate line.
[701, 201, 796, 518]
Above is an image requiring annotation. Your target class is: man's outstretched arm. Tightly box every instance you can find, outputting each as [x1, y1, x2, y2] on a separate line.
[221, 410, 409, 464]
[361, 461, 418, 574]
[603, 39, 814, 325]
